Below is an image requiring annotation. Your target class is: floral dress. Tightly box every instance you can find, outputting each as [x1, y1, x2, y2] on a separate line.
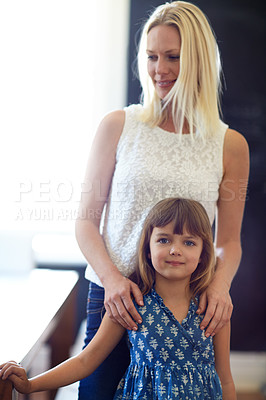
[113, 289, 222, 400]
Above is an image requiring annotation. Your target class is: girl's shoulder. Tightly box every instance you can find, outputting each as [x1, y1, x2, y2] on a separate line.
[133, 290, 154, 310]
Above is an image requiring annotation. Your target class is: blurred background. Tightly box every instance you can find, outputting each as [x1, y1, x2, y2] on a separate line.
[0, 0, 265, 399]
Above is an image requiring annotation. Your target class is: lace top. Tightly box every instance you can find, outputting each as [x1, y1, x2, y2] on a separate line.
[85, 104, 227, 286]
[114, 289, 222, 399]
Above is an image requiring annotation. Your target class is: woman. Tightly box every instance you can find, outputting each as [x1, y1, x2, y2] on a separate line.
[75, 1, 249, 399]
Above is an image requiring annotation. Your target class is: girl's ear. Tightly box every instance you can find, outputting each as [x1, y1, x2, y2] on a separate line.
[148, 253, 151, 259]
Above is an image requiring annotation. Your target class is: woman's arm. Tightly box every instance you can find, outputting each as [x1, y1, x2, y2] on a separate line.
[213, 322, 236, 400]
[75, 110, 143, 331]
[0, 315, 126, 394]
[198, 129, 250, 336]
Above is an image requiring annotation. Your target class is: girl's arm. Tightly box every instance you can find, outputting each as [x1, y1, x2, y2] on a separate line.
[197, 129, 249, 337]
[75, 110, 143, 331]
[213, 322, 236, 400]
[0, 315, 126, 394]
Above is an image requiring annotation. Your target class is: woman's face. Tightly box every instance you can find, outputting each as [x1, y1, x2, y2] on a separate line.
[146, 24, 181, 99]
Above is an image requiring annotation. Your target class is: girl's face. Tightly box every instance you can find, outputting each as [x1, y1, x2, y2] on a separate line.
[146, 24, 181, 100]
[149, 221, 203, 284]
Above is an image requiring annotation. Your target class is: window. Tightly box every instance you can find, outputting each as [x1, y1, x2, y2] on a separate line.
[0, 0, 130, 234]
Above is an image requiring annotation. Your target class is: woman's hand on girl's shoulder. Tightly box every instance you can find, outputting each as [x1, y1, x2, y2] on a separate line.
[0, 361, 31, 394]
[103, 272, 144, 331]
[196, 278, 233, 337]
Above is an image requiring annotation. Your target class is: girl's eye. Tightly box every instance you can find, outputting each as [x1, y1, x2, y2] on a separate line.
[158, 238, 169, 244]
[184, 240, 195, 246]
[147, 55, 157, 61]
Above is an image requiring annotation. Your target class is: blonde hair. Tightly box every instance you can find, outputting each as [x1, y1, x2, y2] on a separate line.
[132, 198, 216, 296]
[137, 1, 222, 137]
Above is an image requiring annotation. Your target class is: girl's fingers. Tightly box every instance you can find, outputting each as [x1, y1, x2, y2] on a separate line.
[0, 364, 31, 394]
[0, 360, 18, 369]
[0, 362, 23, 380]
[0, 361, 18, 379]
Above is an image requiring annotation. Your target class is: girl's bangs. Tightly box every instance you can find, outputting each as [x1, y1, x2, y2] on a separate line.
[150, 199, 205, 239]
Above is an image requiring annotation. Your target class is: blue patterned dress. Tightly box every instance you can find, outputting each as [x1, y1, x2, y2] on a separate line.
[113, 289, 222, 400]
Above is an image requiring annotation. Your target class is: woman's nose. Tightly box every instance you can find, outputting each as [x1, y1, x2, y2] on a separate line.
[156, 57, 168, 75]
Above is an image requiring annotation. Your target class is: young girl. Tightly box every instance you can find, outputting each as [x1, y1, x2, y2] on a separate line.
[0, 198, 236, 399]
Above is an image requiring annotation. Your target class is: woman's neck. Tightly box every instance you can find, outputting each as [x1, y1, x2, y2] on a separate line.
[159, 115, 191, 134]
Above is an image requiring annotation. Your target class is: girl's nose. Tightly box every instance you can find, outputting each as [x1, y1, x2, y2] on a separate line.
[169, 246, 181, 256]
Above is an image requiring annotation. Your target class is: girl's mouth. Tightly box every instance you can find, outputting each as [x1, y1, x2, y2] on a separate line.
[166, 261, 184, 266]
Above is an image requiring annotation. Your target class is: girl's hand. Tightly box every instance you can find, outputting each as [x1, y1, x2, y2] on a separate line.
[197, 277, 233, 337]
[0, 361, 31, 394]
[103, 274, 144, 331]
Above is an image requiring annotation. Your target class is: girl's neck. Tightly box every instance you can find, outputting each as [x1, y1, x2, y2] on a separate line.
[154, 280, 192, 324]
[154, 278, 191, 305]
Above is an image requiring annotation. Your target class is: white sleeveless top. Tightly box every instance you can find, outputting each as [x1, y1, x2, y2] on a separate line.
[85, 104, 228, 286]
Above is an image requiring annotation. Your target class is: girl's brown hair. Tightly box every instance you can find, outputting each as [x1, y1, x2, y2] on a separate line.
[132, 198, 215, 296]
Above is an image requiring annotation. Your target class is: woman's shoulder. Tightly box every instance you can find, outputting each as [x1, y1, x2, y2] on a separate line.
[224, 128, 249, 151]
[93, 109, 126, 151]
[99, 104, 143, 139]
[124, 103, 143, 114]
[100, 109, 126, 131]
[223, 128, 249, 166]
